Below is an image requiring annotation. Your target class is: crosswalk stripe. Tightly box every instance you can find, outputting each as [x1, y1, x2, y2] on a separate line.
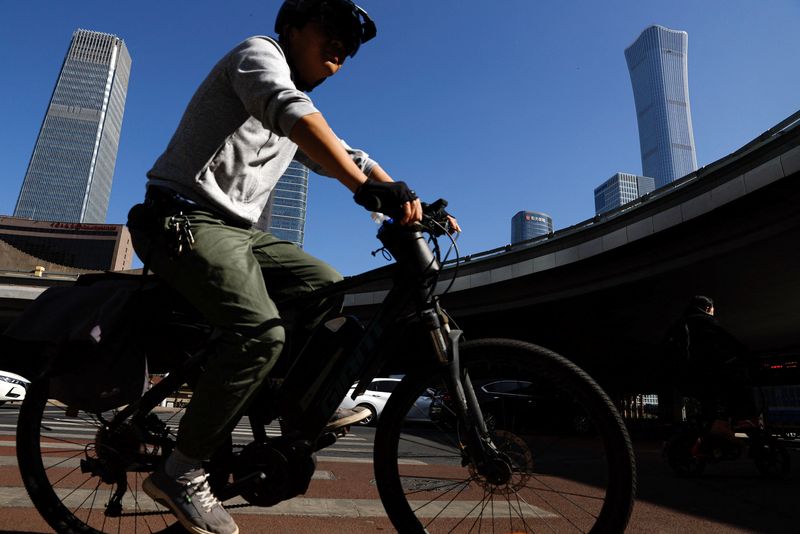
[0, 486, 556, 518]
[2, 425, 366, 441]
[0, 427, 367, 441]
[0, 455, 340, 479]
[0, 439, 382, 461]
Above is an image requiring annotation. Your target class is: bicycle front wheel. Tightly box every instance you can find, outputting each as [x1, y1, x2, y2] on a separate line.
[374, 338, 636, 533]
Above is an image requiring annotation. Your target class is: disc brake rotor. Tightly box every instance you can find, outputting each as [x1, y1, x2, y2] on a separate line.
[468, 430, 534, 494]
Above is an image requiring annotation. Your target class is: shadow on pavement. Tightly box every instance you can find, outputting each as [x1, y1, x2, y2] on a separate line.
[631, 434, 800, 533]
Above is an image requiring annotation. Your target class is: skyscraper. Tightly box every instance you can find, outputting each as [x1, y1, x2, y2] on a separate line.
[255, 160, 309, 247]
[511, 210, 553, 244]
[625, 25, 697, 188]
[14, 29, 131, 223]
[594, 173, 656, 215]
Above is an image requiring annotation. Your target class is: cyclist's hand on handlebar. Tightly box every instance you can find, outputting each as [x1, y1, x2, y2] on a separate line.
[354, 178, 420, 222]
[422, 199, 461, 235]
[446, 214, 461, 234]
[399, 198, 423, 226]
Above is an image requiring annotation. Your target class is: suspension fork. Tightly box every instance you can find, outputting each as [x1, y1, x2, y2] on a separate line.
[441, 330, 499, 470]
[421, 305, 491, 445]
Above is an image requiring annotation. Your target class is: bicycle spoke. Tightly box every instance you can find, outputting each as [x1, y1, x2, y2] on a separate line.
[468, 486, 491, 533]
[446, 493, 485, 532]
[128, 475, 154, 534]
[102, 485, 111, 532]
[42, 449, 85, 472]
[421, 476, 473, 529]
[525, 477, 605, 502]
[529, 475, 602, 518]
[37, 432, 93, 448]
[48, 461, 85, 487]
[398, 435, 464, 457]
[64, 475, 94, 513]
[82, 478, 103, 523]
[401, 476, 474, 497]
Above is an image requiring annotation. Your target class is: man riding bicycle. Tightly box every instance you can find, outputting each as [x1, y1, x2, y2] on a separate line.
[127, 2, 458, 532]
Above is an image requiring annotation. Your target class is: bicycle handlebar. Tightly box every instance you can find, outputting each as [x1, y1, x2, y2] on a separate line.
[420, 198, 452, 236]
[374, 199, 455, 290]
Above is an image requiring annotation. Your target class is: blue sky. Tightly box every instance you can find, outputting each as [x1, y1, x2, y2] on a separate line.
[2, 1, 798, 275]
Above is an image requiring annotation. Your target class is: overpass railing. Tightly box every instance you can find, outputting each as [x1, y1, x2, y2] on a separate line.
[449, 108, 800, 267]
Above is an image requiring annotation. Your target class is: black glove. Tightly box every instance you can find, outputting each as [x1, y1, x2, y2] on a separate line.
[353, 179, 417, 218]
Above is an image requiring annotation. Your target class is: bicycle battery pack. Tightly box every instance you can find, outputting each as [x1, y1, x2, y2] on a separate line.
[278, 315, 365, 435]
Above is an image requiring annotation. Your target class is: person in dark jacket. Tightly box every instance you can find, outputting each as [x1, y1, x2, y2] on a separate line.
[667, 295, 756, 437]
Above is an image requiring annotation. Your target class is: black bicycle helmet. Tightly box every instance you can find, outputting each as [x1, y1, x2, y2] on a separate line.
[275, 0, 376, 58]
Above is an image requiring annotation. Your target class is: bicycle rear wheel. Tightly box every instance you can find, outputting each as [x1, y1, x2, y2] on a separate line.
[374, 338, 636, 533]
[16, 378, 186, 533]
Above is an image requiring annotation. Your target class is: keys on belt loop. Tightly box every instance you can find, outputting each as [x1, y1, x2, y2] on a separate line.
[167, 212, 195, 257]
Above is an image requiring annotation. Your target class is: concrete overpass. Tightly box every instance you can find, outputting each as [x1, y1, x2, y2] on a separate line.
[341, 110, 800, 387]
[3, 111, 799, 390]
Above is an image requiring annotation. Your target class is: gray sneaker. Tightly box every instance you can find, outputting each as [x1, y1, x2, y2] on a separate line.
[143, 467, 238, 534]
[325, 407, 372, 432]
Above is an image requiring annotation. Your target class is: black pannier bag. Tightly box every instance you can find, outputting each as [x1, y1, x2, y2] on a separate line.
[2, 275, 154, 412]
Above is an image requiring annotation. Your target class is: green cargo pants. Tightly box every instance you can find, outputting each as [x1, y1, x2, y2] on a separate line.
[129, 205, 343, 460]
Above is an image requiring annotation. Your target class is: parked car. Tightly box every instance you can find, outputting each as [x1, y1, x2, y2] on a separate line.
[0, 370, 30, 406]
[338, 377, 435, 426]
[430, 378, 592, 435]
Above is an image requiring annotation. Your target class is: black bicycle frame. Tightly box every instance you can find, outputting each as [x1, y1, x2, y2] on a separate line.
[106, 221, 496, 469]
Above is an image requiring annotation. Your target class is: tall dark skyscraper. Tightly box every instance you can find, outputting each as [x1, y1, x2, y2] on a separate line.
[255, 160, 309, 247]
[511, 210, 553, 244]
[14, 29, 131, 223]
[594, 173, 655, 215]
[625, 25, 697, 188]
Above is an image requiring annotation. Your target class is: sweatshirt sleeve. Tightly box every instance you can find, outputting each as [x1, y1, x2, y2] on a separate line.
[226, 37, 319, 137]
[294, 138, 378, 178]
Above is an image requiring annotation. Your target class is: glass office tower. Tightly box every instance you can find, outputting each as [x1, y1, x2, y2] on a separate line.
[256, 160, 309, 247]
[625, 25, 697, 188]
[594, 173, 656, 215]
[14, 29, 131, 223]
[511, 210, 553, 244]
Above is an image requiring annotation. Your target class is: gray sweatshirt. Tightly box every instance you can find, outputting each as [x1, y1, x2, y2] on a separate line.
[147, 36, 377, 225]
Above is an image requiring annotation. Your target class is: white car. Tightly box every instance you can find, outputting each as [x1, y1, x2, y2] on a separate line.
[338, 377, 434, 426]
[0, 370, 30, 406]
